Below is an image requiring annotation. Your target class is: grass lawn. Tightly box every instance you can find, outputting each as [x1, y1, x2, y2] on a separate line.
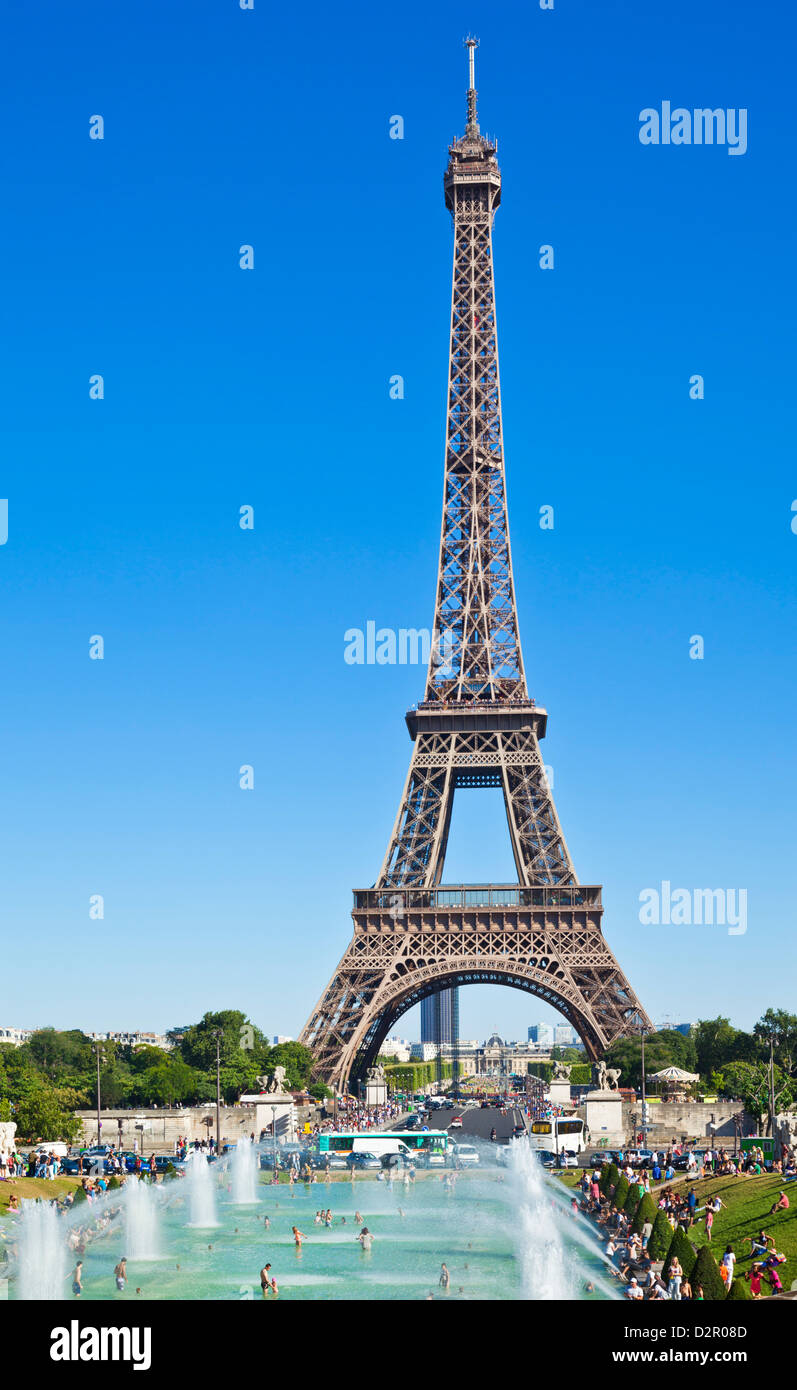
[563, 1168, 797, 1296]
[681, 1174, 797, 1296]
[0, 1177, 82, 1215]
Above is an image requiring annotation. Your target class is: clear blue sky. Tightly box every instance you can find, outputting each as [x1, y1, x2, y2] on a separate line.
[1, 0, 794, 1045]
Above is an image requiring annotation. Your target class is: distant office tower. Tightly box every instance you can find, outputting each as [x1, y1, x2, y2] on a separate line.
[421, 989, 460, 1086]
[528, 1022, 554, 1045]
[422, 991, 455, 1043]
[554, 1025, 577, 1046]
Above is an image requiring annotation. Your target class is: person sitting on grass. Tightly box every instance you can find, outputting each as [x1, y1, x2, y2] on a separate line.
[768, 1191, 790, 1216]
[745, 1230, 774, 1260]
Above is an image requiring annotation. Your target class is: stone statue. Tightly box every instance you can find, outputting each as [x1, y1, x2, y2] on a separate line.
[366, 1063, 386, 1084]
[592, 1060, 621, 1091]
[257, 1065, 289, 1096]
[551, 1061, 572, 1081]
[775, 1112, 797, 1150]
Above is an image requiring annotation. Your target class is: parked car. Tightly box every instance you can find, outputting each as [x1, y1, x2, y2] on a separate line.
[543, 1150, 579, 1169]
[382, 1152, 411, 1170]
[674, 1149, 707, 1171]
[626, 1150, 655, 1169]
[308, 1153, 348, 1172]
[152, 1155, 180, 1173]
[449, 1116, 463, 1129]
[451, 1144, 480, 1168]
[346, 1152, 383, 1171]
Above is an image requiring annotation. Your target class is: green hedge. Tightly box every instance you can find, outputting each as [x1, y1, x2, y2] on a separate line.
[614, 1175, 630, 1209]
[384, 1062, 453, 1093]
[691, 1246, 728, 1302]
[663, 1226, 696, 1280]
[526, 1062, 592, 1086]
[623, 1185, 641, 1219]
[632, 1193, 658, 1236]
[726, 1277, 751, 1301]
[527, 1062, 553, 1083]
[648, 1210, 674, 1261]
[601, 1162, 620, 1196]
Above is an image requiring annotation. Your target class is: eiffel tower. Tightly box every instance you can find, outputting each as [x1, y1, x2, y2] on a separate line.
[300, 40, 652, 1088]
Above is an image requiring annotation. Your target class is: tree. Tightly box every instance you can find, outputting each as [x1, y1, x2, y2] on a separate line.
[266, 1042, 315, 1091]
[614, 1175, 630, 1210]
[691, 1245, 728, 1301]
[713, 1061, 793, 1130]
[632, 1192, 658, 1236]
[601, 1162, 620, 1196]
[754, 1009, 797, 1134]
[15, 1083, 83, 1143]
[623, 1185, 640, 1219]
[603, 1030, 698, 1091]
[693, 1018, 740, 1076]
[648, 1210, 674, 1261]
[726, 1277, 751, 1301]
[178, 1010, 270, 1101]
[662, 1226, 696, 1280]
[308, 1081, 332, 1101]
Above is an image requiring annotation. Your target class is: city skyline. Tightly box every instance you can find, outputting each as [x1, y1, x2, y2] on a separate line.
[1, 2, 794, 1044]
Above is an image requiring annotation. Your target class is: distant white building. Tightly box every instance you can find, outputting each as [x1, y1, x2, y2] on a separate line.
[89, 1031, 173, 1050]
[0, 1026, 33, 1047]
[554, 1025, 578, 1046]
[410, 1042, 439, 1062]
[528, 1022, 554, 1045]
[380, 1037, 412, 1061]
[273, 1035, 294, 1045]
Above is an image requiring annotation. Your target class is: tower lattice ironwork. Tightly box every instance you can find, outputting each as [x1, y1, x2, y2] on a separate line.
[300, 42, 651, 1088]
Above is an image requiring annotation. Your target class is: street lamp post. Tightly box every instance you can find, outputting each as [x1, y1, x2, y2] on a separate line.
[271, 1105, 278, 1181]
[213, 1030, 222, 1158]
[640, 1029, 647, 1146]
[91, 1043, 104, 1146]
[767, 1034, 777, 1139]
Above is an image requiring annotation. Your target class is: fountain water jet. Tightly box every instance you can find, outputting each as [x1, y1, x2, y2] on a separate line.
[123, 1177, 161, 1259]
[507, 1143, 580, 1299]
[17, 1200, 68, 1300]
[229, 1137, 258, 1204]
[185, 1151, 219, 1227]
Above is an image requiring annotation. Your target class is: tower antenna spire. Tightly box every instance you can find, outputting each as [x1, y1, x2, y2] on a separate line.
[464, 36, 479, 136]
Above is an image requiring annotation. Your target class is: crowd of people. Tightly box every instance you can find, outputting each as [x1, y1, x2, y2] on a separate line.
[311, 1098, 405, 1135]
[575, 1139, 796, 1301]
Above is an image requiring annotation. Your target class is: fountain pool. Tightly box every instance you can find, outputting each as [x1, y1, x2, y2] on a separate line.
[6, 1146, 616, 1301]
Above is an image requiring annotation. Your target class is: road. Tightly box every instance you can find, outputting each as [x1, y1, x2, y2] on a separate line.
[395, 1102, 526, 1144]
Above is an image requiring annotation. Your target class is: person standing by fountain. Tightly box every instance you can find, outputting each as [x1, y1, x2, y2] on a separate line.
[71, 1260, 83, 1298]
[292, 1226, 306, 1251]
[114, 1256, 127, 1293]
